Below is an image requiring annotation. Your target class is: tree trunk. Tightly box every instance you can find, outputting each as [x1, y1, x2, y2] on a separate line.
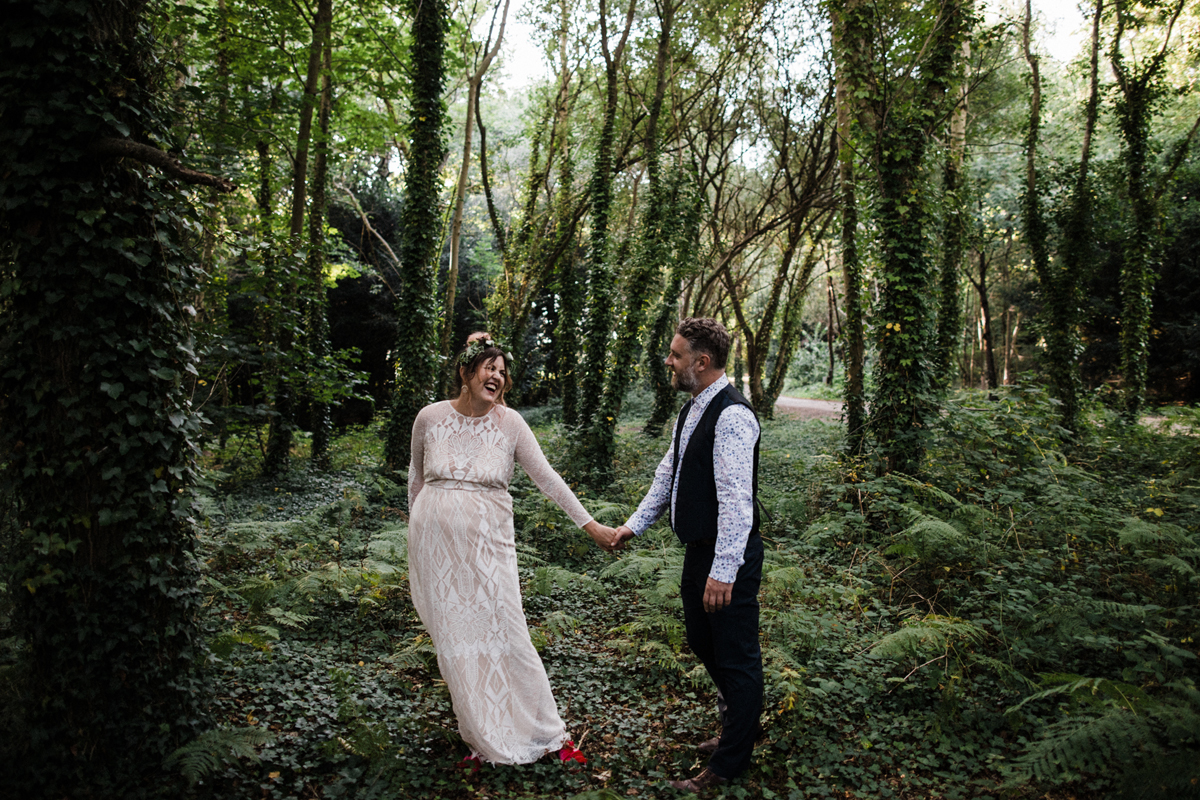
[443, 0, 509, 377]
[1111, 0, 1185, 420]
[831, 0, 867, 455]
[826, 272, 837, 386]
[552, 3, 583, 428]
[576, 0, 638, 438]
[583, 0, 675, 475]
[0, 0, 208, 791]
[384, 0, 449, 470]
[936, 48, 969, 388]
[265, 0, 330, 474]
[306, 2, 334, 469]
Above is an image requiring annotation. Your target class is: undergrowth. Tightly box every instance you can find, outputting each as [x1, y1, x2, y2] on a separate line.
[4, 389, 1197, 799]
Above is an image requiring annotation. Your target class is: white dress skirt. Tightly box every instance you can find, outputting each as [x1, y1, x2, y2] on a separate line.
[406, 401, 592, 764]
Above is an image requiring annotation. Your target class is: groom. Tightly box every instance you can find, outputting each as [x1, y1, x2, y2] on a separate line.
[614, 317, 763, 793]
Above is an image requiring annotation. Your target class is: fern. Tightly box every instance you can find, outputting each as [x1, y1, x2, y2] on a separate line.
[600, 546, 684, 607]
[388, 632, 439, 674]
[163, 726, 275, 785]
[886, 505, 1000, 564]
[1007, 677, 1200, 797]
[527, 565, 600, 597]
[870, 614, 986, 661]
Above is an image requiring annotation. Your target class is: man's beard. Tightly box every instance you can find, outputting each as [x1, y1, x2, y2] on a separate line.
[671, 361, 699, 392]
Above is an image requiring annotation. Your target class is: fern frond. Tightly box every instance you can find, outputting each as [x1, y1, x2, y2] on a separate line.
[163, 726, 275, 785]
[870, 615, 985, 661]
[1008, 673, 1150, 715]
[540, 610, 584, 638]
[1009, 708, 1152, 783]
[388, 633, 439, 674]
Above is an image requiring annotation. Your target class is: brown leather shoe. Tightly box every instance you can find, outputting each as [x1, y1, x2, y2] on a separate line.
[696, 736, 720, 755]
[668, 768, 728, 793]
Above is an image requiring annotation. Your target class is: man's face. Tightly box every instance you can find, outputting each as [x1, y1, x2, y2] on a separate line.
[666, 334, 700, 393]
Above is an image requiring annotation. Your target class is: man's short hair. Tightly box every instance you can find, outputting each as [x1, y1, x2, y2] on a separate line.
[676, 317, 731, 369]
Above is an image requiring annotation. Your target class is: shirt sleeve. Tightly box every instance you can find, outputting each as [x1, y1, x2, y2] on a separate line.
[407, 405, 430, 511]
[511, 411, 594, 528]
[623, 438, 677, 536]
[710, 404, 759, 583]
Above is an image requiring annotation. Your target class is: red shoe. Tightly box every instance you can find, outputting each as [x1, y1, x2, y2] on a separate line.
[558, 740, 587, 764]
[461, 754, 482, 773]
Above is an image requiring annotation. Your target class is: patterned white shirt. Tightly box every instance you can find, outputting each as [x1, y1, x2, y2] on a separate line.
[624, 374, 760, 583]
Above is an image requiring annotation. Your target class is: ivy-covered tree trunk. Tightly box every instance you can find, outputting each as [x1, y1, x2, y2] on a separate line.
[936, 64, 969, 387]
[642, 176, 703, 436]
[306, 13, 334, 470]
[0, 0, 218, 792]
[384, 0, 448, 471]
[1022, 0, 1095, 435]
[831, 0, 867, 456]
[582, 0, 673, 477]
[576, 0, 637, 446]
[864, 0, 965, 476]
[1111, 0, 1185, 420]
[552, 7, 583, 428]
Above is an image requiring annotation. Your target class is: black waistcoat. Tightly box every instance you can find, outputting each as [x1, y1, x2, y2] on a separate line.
[670, 383, 760, 544]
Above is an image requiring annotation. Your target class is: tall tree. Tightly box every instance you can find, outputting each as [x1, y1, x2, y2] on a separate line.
[848, 0, 968, 474]
[552, 1, 585, 429]
[305, 3, 335, 469]
[581, 0, 678, 477]
[384, 0, 449, 471]
[831, 0, 868, 454]
[575, 0, 638, 435]
[1110, 0, 1186, 420]
[935, 31, 971, 387]
[0, 0, 232, 792]
[265, 0, 334, 475]
[443, 0, 510, 379]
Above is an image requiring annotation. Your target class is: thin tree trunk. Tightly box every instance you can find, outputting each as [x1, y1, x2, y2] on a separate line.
[586, 0, 676, 474]
[936, 44, 969, 388]
[306, 4, 334, 469]
[266, 0, 330, 474]
[1111, 0, 1186, 420]
[443, 0, 509, 372]
[832, 0, 867, 455]
[826, 272, 836, 386]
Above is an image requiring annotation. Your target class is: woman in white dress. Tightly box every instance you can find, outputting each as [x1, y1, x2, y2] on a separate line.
[406, 334, 618, 766]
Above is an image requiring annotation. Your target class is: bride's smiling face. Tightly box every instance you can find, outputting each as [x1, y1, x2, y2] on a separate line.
[463, 356, 508, 405]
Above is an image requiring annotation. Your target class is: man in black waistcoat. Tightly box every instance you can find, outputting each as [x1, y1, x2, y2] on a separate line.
[614, 317, 763, 793]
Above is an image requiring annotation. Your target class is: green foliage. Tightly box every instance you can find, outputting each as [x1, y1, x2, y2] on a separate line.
[164, 726, 277, 786]
[384, 0, 449, 471]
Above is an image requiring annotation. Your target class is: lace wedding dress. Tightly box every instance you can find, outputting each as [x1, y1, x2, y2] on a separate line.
[407, 401, 593, 764]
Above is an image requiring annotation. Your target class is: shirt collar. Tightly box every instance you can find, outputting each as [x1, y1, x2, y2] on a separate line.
[690, 374, 729, 414]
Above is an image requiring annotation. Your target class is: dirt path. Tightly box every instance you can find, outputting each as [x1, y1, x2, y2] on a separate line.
[773, 395, 843, 420]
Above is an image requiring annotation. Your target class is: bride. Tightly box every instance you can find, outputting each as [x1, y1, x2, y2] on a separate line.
[406, 333, 618, 766]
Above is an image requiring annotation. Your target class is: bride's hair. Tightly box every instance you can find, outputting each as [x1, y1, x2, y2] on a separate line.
[454, 332, 512, 405]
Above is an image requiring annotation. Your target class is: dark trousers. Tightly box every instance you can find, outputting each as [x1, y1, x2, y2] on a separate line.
[680, 534, 764, 779]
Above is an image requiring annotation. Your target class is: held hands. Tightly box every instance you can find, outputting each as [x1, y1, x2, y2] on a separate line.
[583, 521, 636, 553]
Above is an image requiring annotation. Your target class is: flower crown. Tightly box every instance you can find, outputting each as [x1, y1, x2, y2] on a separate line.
[458, 336, 514, 367]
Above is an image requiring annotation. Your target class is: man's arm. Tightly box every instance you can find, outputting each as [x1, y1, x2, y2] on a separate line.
[704, 404, 759, 611]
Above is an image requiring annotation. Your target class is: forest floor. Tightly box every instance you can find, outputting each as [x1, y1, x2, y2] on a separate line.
[159, 388, 1198, 800]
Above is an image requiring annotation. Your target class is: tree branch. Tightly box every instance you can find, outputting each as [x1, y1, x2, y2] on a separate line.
[90, 138, 236, 192]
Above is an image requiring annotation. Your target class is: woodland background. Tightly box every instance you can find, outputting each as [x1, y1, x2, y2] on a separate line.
[1, 0, 1199, 797]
